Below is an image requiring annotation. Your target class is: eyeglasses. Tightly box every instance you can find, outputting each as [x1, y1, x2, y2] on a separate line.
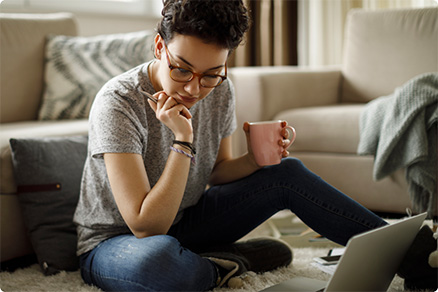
[163, 42, 227, 88]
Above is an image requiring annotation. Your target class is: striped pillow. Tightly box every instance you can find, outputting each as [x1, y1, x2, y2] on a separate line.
[38, 30, 155, 120]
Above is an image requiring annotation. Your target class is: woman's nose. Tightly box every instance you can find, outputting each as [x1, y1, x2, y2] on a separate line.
[184, 76, 201, 96]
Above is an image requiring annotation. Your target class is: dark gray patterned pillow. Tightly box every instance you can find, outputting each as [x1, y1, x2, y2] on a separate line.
[10, 136, 88, 275]
[38, 30, 155, 120]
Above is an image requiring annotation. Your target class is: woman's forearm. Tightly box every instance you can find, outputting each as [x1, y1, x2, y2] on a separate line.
[208, 152, 262, 186]
[105, 145, 192, 238]
[136, 147, 192, 236]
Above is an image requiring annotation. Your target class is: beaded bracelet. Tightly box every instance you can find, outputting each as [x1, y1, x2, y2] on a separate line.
[170, 146, 196, 165]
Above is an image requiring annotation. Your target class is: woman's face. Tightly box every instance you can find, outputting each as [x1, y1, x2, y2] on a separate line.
[153, 33, 229, 109]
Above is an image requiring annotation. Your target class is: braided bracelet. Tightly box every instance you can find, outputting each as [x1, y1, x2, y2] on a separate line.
[170, 146, 196, 165]
[172, 140, 196, 155]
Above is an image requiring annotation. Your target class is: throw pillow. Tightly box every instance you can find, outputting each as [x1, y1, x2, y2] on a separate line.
[38, 30, 155, 120]
[10, 136, 88, 275]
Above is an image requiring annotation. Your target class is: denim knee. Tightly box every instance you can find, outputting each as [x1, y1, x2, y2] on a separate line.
[279, 157, 305, 170]
[263, 157, 314, 182]
[80, 234, 217, 291]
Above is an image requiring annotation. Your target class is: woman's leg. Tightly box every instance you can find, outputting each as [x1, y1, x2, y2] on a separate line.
[80, 234, 217, 291]
[169, 157, 387, 249]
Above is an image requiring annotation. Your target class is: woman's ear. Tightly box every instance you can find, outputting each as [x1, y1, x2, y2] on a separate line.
[154, 34, 164, 59]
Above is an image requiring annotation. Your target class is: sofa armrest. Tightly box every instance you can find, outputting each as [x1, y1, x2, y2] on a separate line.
[228, 66, 342, 156]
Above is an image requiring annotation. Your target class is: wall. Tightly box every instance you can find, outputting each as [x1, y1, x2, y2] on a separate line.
[0, 7, 160, 36]
[72, 13, 159, 36]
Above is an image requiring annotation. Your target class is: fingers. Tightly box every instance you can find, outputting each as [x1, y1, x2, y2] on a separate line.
[281, 122, 292, 139]
[146, 92, 164, 113]
[147, 98, 157, 112]
[282, 128, 290, 139]
[278, 139, 291, 147]
[158, 92, 174, 110]
[279, 138, 291, 158]
[243, 122, 250, 133]
[151, 92, 193, 125]
[178, 105, 192, 119]
[152, 92, 184, 116]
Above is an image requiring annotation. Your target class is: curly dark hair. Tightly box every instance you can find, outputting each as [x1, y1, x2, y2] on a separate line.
[157, 0, 250, 51]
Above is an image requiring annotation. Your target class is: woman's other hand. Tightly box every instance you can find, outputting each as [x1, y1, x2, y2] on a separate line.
[243, 121, 290, 164]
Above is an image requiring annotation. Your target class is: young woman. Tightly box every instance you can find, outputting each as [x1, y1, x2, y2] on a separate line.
[73, 0, 435, 291]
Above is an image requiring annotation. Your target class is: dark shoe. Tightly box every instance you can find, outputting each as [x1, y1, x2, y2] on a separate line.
[200, 237, 293, 287]
[397, 225, 438, 291]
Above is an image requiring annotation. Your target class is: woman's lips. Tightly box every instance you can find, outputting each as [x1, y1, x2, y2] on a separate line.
[177, 93, 198, 104]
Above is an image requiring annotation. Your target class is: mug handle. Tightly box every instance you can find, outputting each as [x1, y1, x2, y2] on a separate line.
[283, 125, 296, 149]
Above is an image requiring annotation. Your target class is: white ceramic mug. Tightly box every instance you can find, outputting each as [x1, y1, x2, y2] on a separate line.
[249, 120, 296, 166]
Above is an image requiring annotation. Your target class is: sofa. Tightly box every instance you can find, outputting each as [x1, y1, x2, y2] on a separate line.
[229, 7, 437, 216]
[1, 7, 437, 269]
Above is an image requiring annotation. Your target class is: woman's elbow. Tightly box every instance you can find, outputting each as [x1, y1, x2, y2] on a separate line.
[131, 229, 166, 239]
[129, 221, 169, 239]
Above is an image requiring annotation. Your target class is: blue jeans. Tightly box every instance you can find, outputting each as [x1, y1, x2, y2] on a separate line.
[80, 158, 387, 291]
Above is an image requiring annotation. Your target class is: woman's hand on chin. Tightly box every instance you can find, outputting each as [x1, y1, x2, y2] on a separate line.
[148, 91, 193, 142]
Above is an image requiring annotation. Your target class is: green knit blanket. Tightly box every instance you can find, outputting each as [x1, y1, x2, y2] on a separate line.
[358, 73, 438, 217]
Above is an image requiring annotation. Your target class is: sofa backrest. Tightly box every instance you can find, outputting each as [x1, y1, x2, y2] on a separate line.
[0, 13, 78, 123]
[341, 7, 438, 103]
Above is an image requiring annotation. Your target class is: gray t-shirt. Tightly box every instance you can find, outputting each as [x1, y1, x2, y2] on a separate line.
[73, 61, 237, 255]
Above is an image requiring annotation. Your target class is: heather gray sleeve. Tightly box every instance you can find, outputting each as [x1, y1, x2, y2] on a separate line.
[221, 78, 237, 139]
[88, 77, 147, 159]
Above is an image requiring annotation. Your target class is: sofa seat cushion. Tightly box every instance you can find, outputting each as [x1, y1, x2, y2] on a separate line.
[274, 104, 364, 154]
[0, 119, 88, 194]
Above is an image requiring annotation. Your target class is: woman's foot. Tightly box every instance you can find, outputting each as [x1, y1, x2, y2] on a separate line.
[200, 237, 293, 287]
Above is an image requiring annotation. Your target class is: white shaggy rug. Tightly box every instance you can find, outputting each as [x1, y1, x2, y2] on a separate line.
[0, 246, 405, 292]
[2, 213, 415, 292]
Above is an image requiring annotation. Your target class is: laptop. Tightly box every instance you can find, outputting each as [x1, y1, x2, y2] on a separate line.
[261, 212, 427, 292]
